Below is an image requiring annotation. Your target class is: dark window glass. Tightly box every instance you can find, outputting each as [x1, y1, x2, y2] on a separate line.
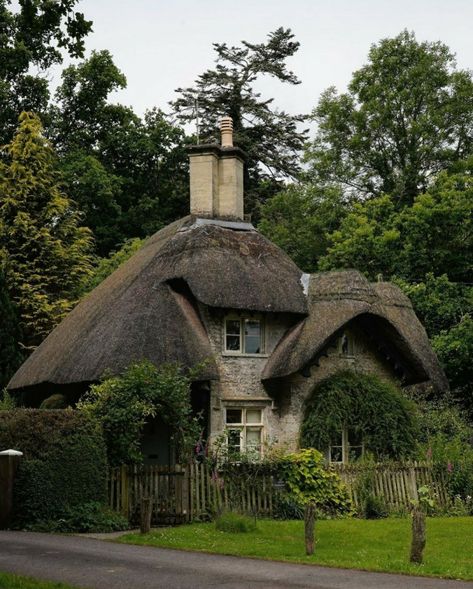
[226, 320, 241, 335]
[330, 446, 343, 463]
[226, 409, 242, 424]
[226, 335, 240, 351]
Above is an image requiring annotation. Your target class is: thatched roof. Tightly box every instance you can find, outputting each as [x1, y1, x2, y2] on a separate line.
[8, 217, 307, 391]
[262, 270, 448, 391]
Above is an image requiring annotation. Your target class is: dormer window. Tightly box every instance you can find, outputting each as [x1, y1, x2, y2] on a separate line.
[224, 315, 264, 354]
[339, 331, 355, 357]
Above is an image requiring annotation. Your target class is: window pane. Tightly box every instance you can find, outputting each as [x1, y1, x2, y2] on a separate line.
[348, 428, 362, 446]
[226, 335, 240, 351]
[246, 428, 261, 450]
[330, 446, 343, 463]
[330, 431, 343, 446]
[244, 320, 261, 353]
[348, 446, 363, 462]
[246, 409, 262, 424]
[228, 429, 242, 454]
[226, 320, 241, 335]
[226, 409, 242, 424]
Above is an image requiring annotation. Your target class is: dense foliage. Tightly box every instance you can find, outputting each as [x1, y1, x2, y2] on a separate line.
[172, 27, 308, 219]
[0, 409, 108, 528]
[0, 0, 92, 145]
[0, 271, 22, 388]
[415, 396, 473, 502]
[78, 360, 201, 466]
[277, 449, 352, 515]
[307, 30, 473, 205]
[0, 112, 94, 348]
[301, 372, 418, 459]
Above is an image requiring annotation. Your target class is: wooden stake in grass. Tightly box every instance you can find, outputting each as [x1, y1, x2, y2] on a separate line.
[304, 501, 316, 556]
[410, 506, 426, 564]
[140, 496, 152, 534]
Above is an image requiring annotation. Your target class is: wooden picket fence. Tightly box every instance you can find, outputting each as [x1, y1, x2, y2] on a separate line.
[332, 462, 451, 511]
[108, 461, 450, 524]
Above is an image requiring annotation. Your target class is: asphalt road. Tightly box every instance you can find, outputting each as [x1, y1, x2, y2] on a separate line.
[0, 531, 472, 589]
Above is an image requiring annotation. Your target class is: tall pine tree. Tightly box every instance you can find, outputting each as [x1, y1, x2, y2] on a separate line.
[0, 111, 94, 348]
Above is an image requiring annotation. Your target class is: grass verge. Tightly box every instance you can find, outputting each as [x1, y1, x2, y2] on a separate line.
[118, 516, 473, 580]
[0, 572, 80, 589]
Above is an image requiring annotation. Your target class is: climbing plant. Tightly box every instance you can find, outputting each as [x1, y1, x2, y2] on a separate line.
[300, 371, 418, 459]
[78, 360, 202, 466]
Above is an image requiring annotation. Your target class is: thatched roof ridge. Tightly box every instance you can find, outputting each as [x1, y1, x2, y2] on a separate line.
[262, 271, 448, 391]
[9, 217, 307, 391]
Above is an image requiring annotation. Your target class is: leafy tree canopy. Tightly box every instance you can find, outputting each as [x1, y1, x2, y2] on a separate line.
[319, 160, 473, 283]
[51, 51, 189, 255]
[0, 0, 92, 144]
[307, 30, 473, 205]
[0, 111, 94, 348]
[258, 183, 348, 273]
[171, 27, 308, 219]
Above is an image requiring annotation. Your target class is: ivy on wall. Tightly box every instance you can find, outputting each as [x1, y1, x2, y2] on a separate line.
[300, 371, 418, 459]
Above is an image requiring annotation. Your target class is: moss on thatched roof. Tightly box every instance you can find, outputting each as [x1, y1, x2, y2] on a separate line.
[262, 270, 448, 391]
[8, 217, 307, 391]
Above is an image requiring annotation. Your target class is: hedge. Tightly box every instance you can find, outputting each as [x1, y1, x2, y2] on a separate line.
[0, 409, 107, 526]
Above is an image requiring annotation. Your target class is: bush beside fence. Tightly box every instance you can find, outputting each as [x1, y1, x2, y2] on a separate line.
[108, 461, 451, 523]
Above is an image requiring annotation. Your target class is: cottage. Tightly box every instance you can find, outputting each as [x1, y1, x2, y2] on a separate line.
[8, 117, 447, 464]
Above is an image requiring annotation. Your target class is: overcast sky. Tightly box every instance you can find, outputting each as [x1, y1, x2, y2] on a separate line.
[59, 0, 472, 136]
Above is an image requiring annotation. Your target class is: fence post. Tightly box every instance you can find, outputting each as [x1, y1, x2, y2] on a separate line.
[0, 449, 23, 529]
[140, 496, 152, 534]
[304, 501, 316, 556]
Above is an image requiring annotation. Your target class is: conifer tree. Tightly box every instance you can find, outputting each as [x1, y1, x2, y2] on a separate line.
[0, 111, 94, 348]
[0, 267, 22, 388]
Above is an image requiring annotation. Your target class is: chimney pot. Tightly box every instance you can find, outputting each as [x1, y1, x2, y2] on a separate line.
[220, 116, 233, 147]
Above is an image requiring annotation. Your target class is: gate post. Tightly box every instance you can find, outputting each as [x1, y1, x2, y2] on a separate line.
[0, 449, 23, 528]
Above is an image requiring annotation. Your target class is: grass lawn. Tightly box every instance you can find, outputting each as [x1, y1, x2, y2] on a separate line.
[118, 517, 473, 581]
[0, 572, 80, 589]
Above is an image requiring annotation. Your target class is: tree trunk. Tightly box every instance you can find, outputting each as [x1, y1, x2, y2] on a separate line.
[304, 502, 316, 556]
[140, 496, 152, 534]
[410, 507, 426, 564]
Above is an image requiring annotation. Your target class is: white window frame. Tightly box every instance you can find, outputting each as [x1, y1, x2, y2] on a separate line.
[329, 428, 364, 464]
[223, 314, 265, 355]
[225, 407, 265, 458]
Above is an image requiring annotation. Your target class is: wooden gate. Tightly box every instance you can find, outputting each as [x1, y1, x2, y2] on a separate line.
[108, 464, 189, 524]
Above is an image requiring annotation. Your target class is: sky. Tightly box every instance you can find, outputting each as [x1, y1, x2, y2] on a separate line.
[56, 0, 473, 136]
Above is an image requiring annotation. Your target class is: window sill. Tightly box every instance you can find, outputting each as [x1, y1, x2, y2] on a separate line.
[222, 352, 270, 358]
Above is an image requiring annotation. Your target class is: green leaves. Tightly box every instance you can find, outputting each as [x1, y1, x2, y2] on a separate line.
[78, 361, 201, 467]
[307, 30, 473, 205]
[300, 371, 418, 460]
[171, 28, 308, 220]
[0, 111, 94, 348]
[278, 448, 352, 514]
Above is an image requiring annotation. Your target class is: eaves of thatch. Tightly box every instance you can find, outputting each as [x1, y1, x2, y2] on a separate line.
[262, 270, 448, 391]
[8, 216, 307, 391]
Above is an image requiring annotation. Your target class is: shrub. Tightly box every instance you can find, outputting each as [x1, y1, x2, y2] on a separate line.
[39, 394, 69, 409]
[215, 512, 257, 533]
[23, 502, 129, 533]
[273, 494, 305, 520]
[0, 409, 108, 528]
[78, 360, 201, 466]
[301, 371, 418, 459]
[415, 397, 473, 501]
[363, 494, 389, 519]
[277, 449, 352, 516]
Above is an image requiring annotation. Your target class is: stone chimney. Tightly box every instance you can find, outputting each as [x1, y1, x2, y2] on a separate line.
[188, 117, 245, 220]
